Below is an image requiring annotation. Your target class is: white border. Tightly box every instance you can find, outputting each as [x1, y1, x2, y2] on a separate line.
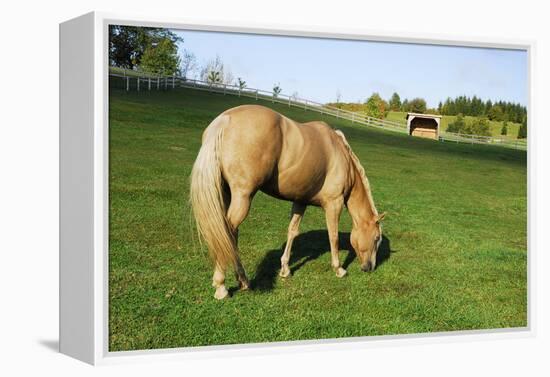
[76, 11, 534, 365]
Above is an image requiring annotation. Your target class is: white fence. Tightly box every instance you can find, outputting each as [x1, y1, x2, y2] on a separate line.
[439, 131, 526, 150]
[109, 68, 408, 133]
[109, 67, 526, 151]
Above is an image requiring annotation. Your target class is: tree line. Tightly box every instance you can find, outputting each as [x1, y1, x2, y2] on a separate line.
[109, 26, 244, 88]
[109, 26, 527, 139]
[327, 92, 430, 119]
[438, 95, 526, 124]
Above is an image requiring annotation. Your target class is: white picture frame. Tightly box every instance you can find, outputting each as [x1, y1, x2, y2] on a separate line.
[59, 11, 534, 365]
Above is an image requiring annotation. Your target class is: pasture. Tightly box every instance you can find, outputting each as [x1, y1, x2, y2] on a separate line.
[108, 84, 527, 351]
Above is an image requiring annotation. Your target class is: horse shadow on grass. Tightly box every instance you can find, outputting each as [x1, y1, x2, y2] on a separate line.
[249, 230, 391, 292]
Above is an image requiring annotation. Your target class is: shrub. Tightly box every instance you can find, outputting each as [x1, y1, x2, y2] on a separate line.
[447, 114, 466, 133]
[447, 114, 491, 136]
[501, 121, 508, 136]
[465, 117, 491, 137]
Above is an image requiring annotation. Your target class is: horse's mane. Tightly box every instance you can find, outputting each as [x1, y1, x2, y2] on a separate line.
[334, 130, 378, 216]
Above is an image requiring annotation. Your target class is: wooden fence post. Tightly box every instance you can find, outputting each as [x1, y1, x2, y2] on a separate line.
[256, 90, 258, 100]
[148, 77, 151, 91]
[157, 77, 160, 90]
[126, 76, 129, 92]
[172, 75, 175, 89]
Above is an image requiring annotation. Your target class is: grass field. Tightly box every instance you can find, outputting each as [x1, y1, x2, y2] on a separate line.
[386, 111, 523, 140]
[109, 83, 527, 351]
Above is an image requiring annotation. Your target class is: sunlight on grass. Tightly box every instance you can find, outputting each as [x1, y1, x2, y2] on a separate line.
[109, 82, 527, 351]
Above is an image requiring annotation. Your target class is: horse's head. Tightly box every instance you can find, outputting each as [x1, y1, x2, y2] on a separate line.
[350, 212, 385, 272]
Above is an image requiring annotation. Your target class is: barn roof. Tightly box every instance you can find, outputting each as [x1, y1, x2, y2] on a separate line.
[406, 112, 442, 119]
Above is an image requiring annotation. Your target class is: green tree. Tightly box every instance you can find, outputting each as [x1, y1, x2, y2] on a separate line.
[488, 105, 504, 121]
[389, 92, 402, 111]
[140, 38, 181, 75]
[207, 71, 221, 84]
[401, 99, 409, 112]
[273, 83, 282, 98]
[501, 121, 508, 136]
[408, 98, 427, 113]
[237, 78, 247, 90]
[518, 117, 527, 139]
[447, 113, 466, 133]
[465, 117, 491, 136]
[109, 25, 182, 69]
[364, 93, 388, 119]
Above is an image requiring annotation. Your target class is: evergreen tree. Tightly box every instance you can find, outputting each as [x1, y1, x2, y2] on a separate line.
[501, 121, 508, 136]
[518, 118, 527, 139]
[488, 105, 504, 121]
[401, 99, 409, 112]
[389, 92, 402, 111]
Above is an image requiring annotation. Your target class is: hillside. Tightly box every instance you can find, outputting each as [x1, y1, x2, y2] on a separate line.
[108, 82, 527, 351]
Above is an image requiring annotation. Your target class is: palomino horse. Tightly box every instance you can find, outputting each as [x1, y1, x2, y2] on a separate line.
[190, 105, 385, 299]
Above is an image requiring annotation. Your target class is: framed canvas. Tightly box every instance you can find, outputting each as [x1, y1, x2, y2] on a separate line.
[59, 11, 533, 365]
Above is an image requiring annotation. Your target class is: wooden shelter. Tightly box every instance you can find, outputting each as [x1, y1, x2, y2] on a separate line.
[406, 113, 442, 140]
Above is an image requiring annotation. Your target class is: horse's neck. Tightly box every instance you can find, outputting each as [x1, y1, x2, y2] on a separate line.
[347, 168, 377, 227]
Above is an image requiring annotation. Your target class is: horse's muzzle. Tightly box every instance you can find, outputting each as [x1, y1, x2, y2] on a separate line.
[361, 261, 374, 272]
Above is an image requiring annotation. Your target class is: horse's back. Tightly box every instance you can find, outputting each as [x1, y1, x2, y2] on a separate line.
[211, 105, 351, 205]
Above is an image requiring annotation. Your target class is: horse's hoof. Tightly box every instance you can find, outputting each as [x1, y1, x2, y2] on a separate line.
[335, 267, 347, 278]
[214, 286, 229, 300]
[239, 279, 250, 291]
[279, 266, 291, 278]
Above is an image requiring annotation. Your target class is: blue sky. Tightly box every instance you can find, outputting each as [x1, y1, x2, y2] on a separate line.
[173, 29, 527, 108]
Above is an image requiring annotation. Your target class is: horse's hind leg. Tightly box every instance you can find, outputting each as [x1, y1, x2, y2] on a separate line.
[226, 191, 252, 290]
[280, 202, 306, 278]
[212, 263, 228, 300]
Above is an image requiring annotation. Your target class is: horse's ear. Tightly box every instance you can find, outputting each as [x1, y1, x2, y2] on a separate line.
[376, 212, 386, 224]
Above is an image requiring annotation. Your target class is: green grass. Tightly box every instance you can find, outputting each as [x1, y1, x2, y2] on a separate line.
[386, 111, 523, 140]
[109, 82, 527, 352]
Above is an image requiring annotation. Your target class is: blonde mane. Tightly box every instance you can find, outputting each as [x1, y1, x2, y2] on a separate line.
[334, 130, 379, 216]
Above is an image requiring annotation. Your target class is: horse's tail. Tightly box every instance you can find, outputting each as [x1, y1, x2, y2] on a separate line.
[190, 115, 237, 270]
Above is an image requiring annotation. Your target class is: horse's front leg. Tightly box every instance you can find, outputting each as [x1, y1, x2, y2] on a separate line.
[324, 197, 346, 278]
